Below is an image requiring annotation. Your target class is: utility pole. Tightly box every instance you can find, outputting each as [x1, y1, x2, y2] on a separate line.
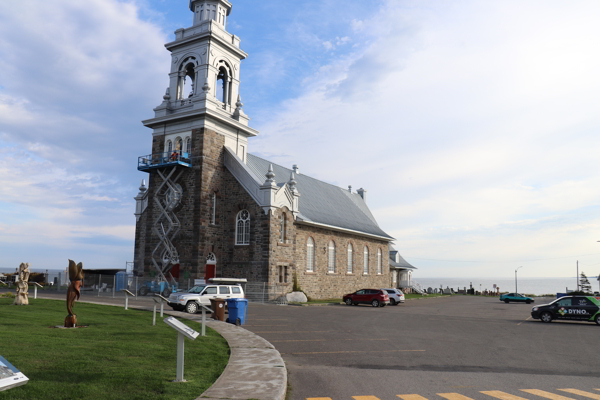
[515, 266, 523, 293]
[577, 260, 579, 292]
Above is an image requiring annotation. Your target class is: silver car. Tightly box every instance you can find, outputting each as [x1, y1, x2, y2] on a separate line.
[382, 288, 405, 305]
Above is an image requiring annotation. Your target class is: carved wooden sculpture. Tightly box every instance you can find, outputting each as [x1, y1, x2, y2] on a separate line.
[64, 260, 84, 327]
[14, 263, 30, 305]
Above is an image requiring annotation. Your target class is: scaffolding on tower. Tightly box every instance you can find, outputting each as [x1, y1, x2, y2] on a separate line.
[138, 151, 192, 294]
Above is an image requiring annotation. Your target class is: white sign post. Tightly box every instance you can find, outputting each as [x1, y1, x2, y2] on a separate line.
[123, 289, 135, 310]
[164, 316, 199, 382]
[155, 294, 169, 317]
[33, 282, 42, 299]
[199, 304, 212, 337]
[151, 298, 159, 326]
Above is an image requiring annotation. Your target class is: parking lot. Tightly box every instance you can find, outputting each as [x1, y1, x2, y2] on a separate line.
[243, 295, 600, 400]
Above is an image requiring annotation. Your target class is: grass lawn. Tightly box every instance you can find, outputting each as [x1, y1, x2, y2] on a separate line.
[0, 298, 228, 400]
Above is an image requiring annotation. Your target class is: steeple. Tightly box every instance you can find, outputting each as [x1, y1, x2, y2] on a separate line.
[142, 0, 257, 162]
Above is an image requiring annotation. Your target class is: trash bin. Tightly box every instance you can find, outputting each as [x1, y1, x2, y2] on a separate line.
[210, 298, 226, 321]
[226, 298, 248, 326]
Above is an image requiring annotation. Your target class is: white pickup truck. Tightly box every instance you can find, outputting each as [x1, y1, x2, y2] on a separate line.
[168, 281, 245, 314]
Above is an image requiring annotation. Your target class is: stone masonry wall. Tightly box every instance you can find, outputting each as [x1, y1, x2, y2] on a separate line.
[194, 128, 270, 282]
[134, 128, 390, 299]
[293, 223, 391, 299]
[135, 127, 270, 284]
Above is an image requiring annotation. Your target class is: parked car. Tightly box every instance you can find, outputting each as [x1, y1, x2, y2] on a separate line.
[343, 289, 389, 307]
[499, 293, 534, 304]
[167, 283, 245, 314]
[382, 288, 405, 305]
[531, 295, 600, 325]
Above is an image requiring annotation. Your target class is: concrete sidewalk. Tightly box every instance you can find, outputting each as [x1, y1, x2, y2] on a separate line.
[31, 293, 287, 400]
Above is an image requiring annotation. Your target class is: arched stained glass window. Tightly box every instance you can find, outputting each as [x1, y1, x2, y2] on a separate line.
[347, 244, 353, 274]
[235, 210, 250, 245]
[279, 213, 285, 243]
[306, 237, 314, 272]
[328, 240, 336, 273]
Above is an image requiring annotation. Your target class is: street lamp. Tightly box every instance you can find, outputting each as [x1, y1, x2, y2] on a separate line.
[515, 266, 523, 293]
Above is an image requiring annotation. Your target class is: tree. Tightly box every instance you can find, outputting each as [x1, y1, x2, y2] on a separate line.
[579, 272, 592, 294]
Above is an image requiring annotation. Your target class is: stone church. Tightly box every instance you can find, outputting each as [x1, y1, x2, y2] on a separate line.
[132, 0, 404, 299]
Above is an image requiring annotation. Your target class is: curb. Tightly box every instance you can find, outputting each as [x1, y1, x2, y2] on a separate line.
[34, 295, 287, 400]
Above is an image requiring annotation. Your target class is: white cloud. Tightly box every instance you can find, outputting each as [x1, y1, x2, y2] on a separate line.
[252, 0, 600, 278]
[0, 0, 168, 269]
[336, 36, 351, 46]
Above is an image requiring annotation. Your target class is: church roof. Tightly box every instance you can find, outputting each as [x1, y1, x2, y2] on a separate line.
[388, 244, 417, 269]
[246, 154, 393, 240]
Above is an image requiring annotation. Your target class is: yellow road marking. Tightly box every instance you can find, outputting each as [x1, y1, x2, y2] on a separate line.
[558, 389, 600, 400]
[521, 390, 575, 400]
[438, 393, 475, 400]
[518, 316, 532, 325]
[307, 398, 332, 400]
[482, 390, 530, 400]
[353, 396, 381, 400]
[286, 349, 425, 355]
[397, 395, 429, 400]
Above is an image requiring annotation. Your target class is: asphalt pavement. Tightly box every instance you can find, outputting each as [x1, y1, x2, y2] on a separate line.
[241, 296, 600, 400]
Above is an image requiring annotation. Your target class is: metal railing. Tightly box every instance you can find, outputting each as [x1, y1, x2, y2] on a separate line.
[138, 151, 192, 171]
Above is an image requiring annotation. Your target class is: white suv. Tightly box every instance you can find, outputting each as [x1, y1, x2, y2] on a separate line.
[168, 284, 245, 314]
[382, 288, 405, 305]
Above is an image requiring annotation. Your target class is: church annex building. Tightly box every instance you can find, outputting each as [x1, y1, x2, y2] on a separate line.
[132, 0, 417, 299]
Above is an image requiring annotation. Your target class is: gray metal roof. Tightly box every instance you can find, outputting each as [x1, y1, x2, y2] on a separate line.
[388, 244, 417, 270]
[246, 154, 393, 240]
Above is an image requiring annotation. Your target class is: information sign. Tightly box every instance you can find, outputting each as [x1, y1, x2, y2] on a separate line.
[0, 356, 29, 392]
[164, 317, 199, 340]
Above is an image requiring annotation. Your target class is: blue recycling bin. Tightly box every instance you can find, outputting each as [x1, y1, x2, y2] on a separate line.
[227, 298, 248, 326]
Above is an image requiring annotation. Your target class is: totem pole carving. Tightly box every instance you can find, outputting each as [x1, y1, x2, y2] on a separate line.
[14, 263, 30, 305]
[64, 260, 84, 327]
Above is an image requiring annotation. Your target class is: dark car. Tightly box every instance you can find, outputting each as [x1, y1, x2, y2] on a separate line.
[343, 289, 389, 307]
[531, 295, 600, 325]
[499, 293, 534, 304]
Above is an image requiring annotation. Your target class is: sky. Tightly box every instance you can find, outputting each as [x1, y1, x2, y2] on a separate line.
[1, 0, 600, 279]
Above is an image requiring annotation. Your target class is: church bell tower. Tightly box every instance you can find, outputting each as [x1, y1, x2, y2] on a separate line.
[133, 0, 258, 282]
[143, 0, 257, 159]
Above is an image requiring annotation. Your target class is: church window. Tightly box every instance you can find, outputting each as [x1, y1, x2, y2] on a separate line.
[347, 243, 353, 274]
[235, 210, 250, 245]
[210, 193, 216, 225]
[306, 237, 314, 272]
[175, 137, 183, 153]
[185, 137, 191, 154]
[166, 140, 172, 154]
[377, 248, 382, 274]
[363, 246, 369, 275]
[278, 266, 288, 283]
[279, 213, 286, 243]
[328, 240, 336, 273]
